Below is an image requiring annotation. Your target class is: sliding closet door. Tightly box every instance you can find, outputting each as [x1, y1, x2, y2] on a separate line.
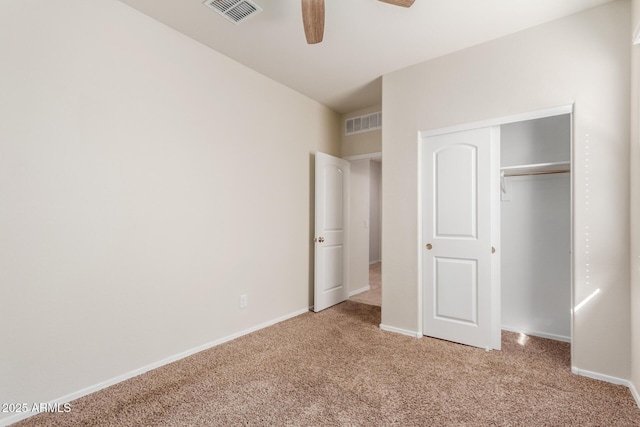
[421, 127, 501, 350]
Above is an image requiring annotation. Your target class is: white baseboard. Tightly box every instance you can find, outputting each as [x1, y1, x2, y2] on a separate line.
[569, 367, 640, 409]
[501, 325, 571, 343]
[349, 285, 371, 297]
[0, 307, 310, 427]
[379, 323, 421, 338]
[571, 366, 630, 387]
[630, 381, 640, 408]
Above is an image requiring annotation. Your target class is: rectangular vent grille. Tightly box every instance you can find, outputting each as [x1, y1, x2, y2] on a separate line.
[345, 112, 382, 136]
[203, 0, 262, 25]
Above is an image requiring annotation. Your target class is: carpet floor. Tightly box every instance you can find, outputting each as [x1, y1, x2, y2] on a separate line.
[16, 301, 639, 426]
[349, 262, 381, 306]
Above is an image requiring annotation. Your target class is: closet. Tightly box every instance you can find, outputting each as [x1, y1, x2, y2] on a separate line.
[500, 114, 571, 342]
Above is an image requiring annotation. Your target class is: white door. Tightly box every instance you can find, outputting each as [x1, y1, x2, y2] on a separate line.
[421, 127, 501, 350]
[314, 152, 350, 312]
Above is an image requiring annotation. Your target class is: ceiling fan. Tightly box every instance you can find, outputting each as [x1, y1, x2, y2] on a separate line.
[302, 0, 415, 44]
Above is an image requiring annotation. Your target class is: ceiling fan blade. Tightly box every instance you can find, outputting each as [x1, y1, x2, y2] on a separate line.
[302, 0, 324, 44]
[378, 0, 415, 7]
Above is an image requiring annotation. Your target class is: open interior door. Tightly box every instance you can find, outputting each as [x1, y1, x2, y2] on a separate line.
[421, 127, 501, 350]
[314, 152, 349, 312]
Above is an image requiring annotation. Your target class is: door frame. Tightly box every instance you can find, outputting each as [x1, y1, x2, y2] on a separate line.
[417, 104, 574, 351]
[343, 151, 383, 306]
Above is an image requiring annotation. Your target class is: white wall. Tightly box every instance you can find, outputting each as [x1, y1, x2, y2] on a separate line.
[369, 160, 382, 264]
[501, 116, 571, 341]
[500, 115, 570, 166]
[0, 1, 340, 423]
[631, 0, 640, 403]
[348, 158, 382, 294]
[382, 1, 631, 380]
[349, 160, 371, 294]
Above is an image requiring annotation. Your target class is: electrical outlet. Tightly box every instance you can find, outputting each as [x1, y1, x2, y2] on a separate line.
[239, 294, 248, 309]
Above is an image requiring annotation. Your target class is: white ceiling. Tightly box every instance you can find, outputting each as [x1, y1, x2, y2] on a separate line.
[117, 0, 614, 113]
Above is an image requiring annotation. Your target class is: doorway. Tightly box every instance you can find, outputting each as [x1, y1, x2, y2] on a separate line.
[500, 114, 571, 342]
[348, 156, 382, 307]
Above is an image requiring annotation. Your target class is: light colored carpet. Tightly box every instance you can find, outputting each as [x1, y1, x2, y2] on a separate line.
[349, 262, 381, 306]
[15, 301, 639, 426]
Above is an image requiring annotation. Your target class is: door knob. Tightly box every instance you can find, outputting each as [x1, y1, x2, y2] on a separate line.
[316, 237, 325, 243]
[492, 246, 496, 254]
[426, 243, 432, 250]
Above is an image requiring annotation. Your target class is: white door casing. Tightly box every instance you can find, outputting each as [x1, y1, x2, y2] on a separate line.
[314, 152, 350, 312]
[421, 127, 501, 350]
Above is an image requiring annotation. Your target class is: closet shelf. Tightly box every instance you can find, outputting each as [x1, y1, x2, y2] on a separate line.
[500, 161, 570, 177]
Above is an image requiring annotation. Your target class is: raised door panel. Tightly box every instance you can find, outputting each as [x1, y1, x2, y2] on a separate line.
[323, 165, 344, 232]
[435, 145, 477, 239]
[434, 257, 478, 325]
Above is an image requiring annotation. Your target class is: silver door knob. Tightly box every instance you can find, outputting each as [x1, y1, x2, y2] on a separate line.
[426, 243, 432, 250]
[316, 237, 325, 243]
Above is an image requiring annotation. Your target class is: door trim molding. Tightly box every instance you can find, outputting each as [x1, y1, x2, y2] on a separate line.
[420, 105, 573, 138]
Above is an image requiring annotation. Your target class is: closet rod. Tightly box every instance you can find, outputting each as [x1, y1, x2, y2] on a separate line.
[500, 161, 570, 177]
[503, 169, 570, 177]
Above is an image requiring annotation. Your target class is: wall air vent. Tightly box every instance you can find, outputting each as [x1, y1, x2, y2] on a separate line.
[345, 112, 382, 136]
[203, 0, 262, 25]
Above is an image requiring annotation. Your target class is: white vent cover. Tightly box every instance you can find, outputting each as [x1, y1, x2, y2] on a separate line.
[345, 112, 382, 136]
[203, 0, 262, 25]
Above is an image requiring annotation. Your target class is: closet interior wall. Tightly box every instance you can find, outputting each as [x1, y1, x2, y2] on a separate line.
[500, 114, 572, 342]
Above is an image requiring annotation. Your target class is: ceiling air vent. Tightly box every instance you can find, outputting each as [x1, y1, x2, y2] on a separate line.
[203, 0, 262, 25]
[345, 112, 382, 136]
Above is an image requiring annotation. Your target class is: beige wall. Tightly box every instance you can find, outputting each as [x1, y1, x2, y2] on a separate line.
[341, 105, 382, 157]
[0, 0, 340, 421]
[349, 160, 371, 294]
[369, 160, 382, 263]
[632, 0, 640, 402]
[382, 0, 631, 380]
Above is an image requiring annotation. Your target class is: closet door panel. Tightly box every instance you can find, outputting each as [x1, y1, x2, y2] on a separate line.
[434, 145, 477, 239]
[422, 126, 500, 350]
